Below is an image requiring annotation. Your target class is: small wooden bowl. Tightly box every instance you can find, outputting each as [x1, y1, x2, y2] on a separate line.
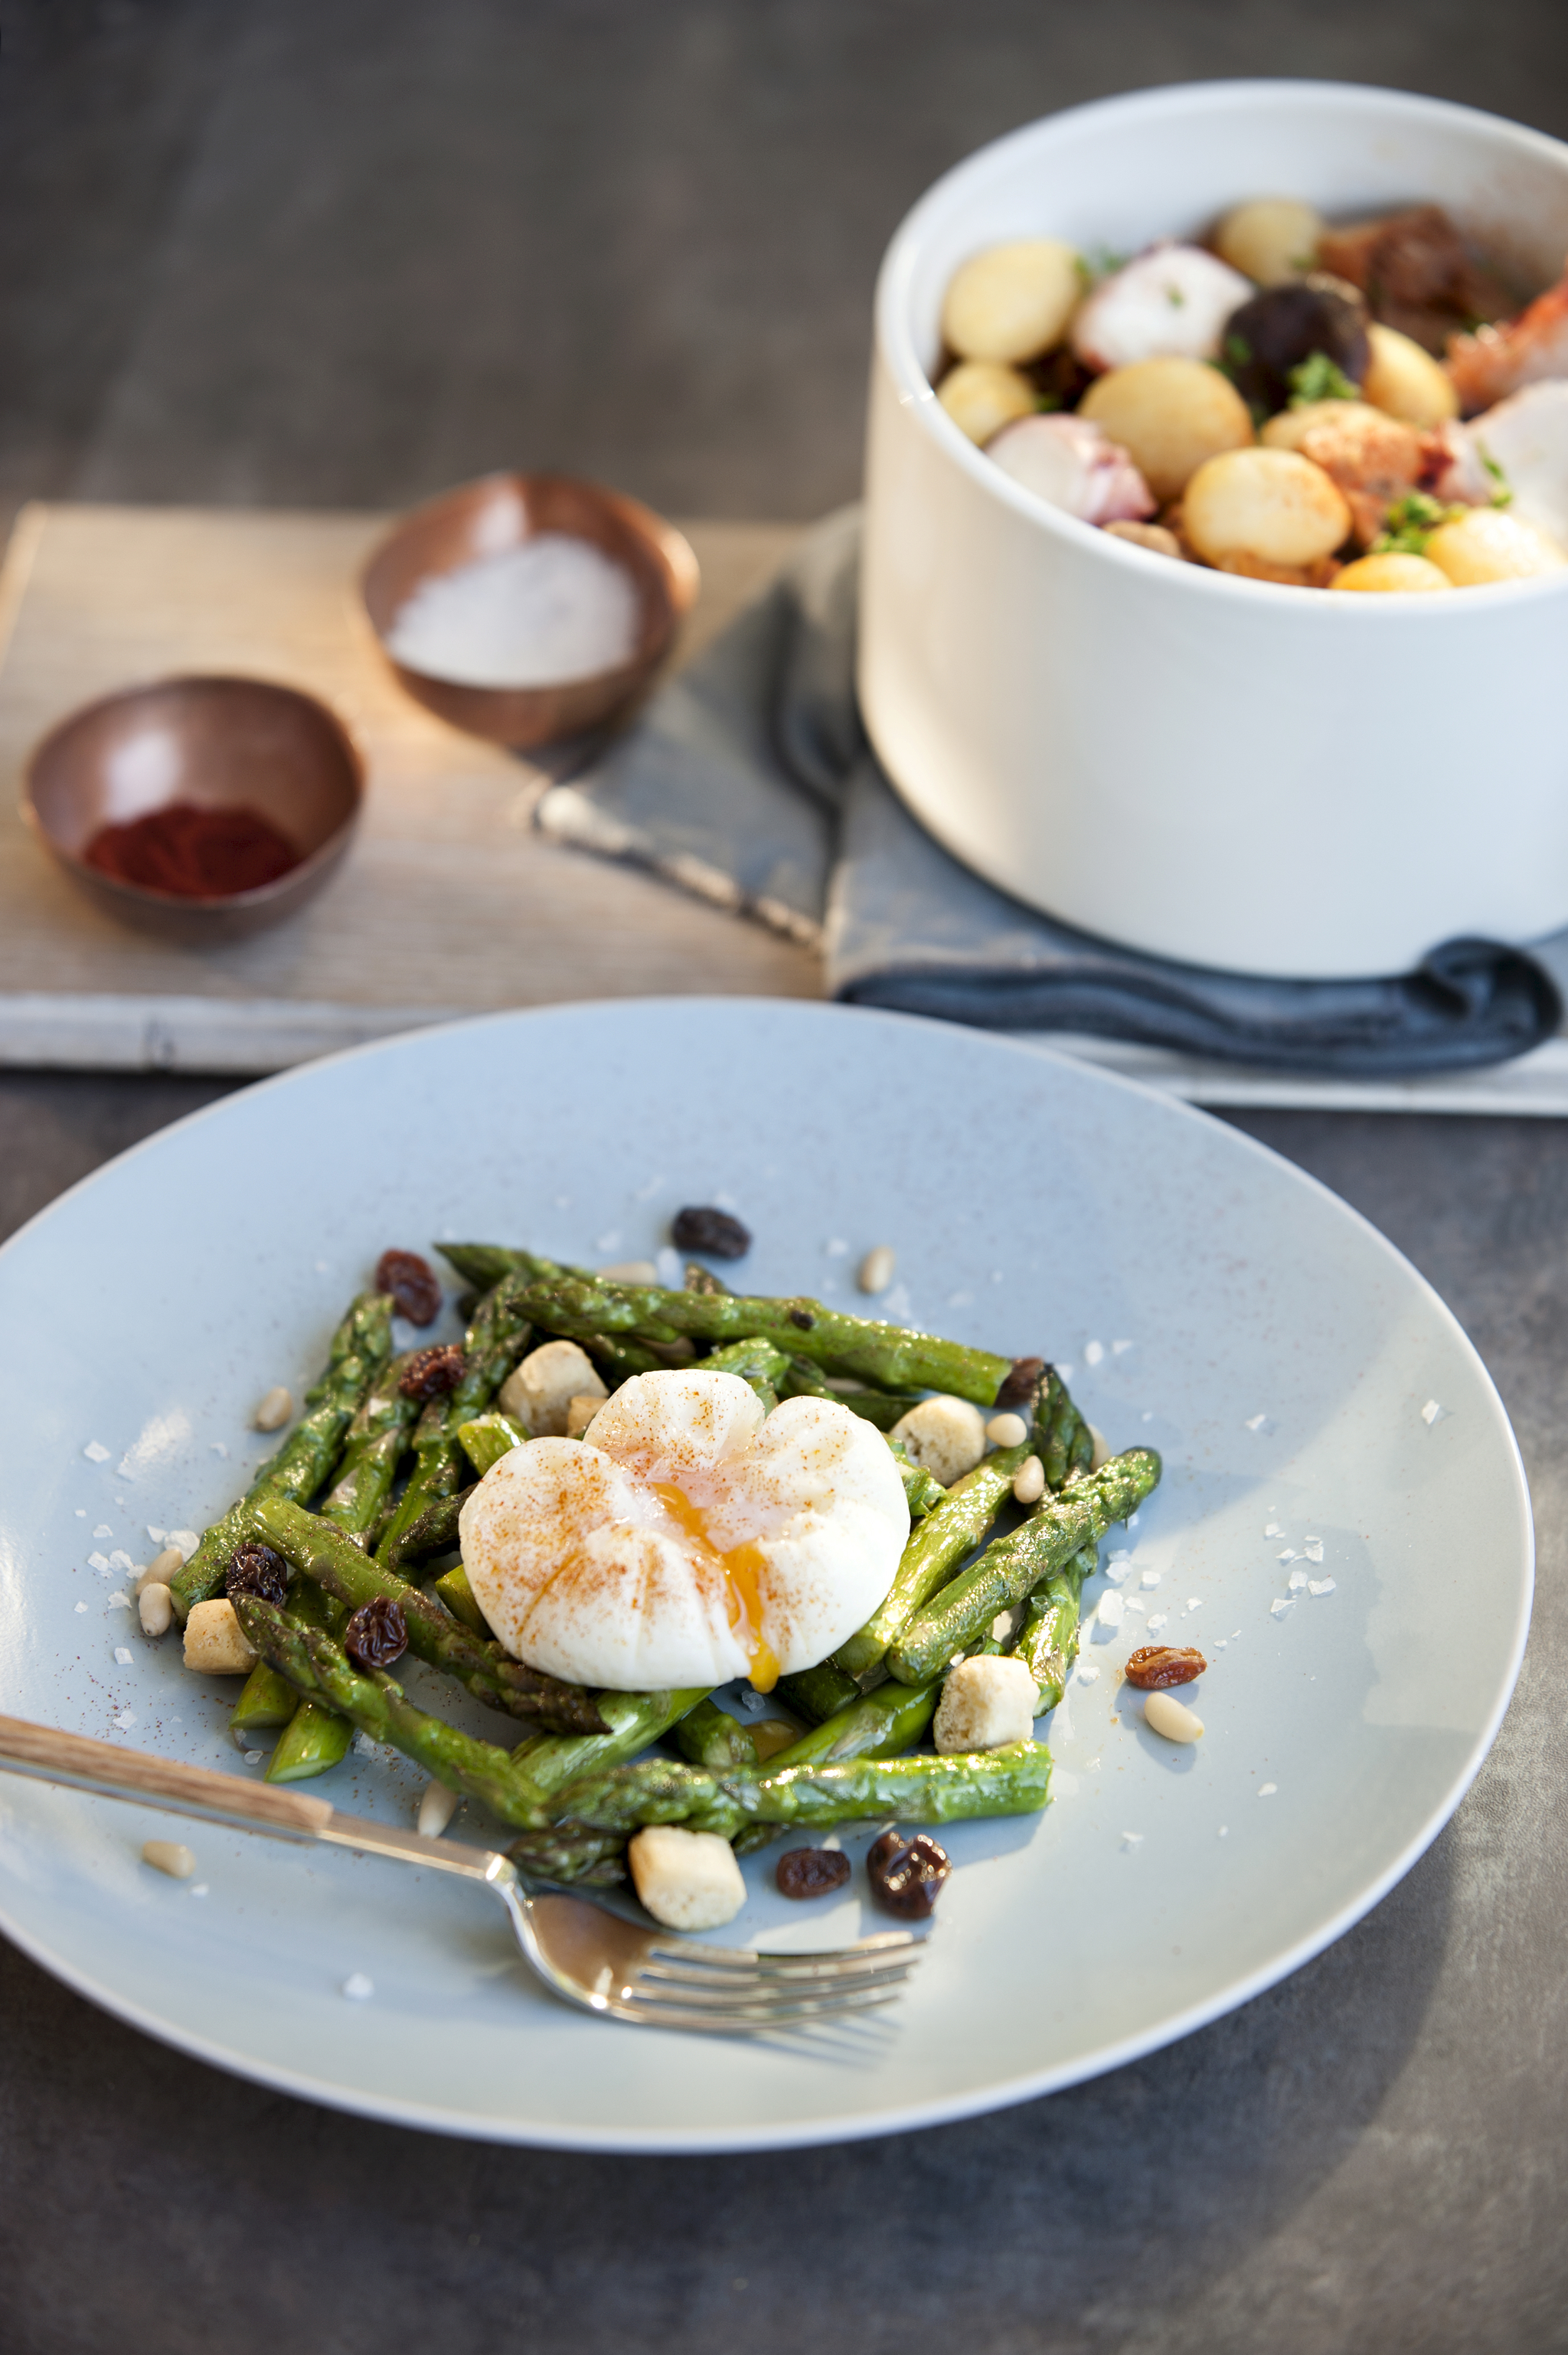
[23, 674, 364, 943]
[360, 472, 700, 748]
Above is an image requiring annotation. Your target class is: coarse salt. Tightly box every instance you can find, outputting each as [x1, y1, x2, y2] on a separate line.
[1308, 1577, 1337, 1596]
[83, 1442, 109, 1463]
[113, 1710, 136, 1730]
[146, 1525, 166, 1543]
[1122, 1831, 1144, 1849]
[87, 1553, 109, 1573]
[113, 1646, 132, 1666]
[73, 1601, 87, 1615]
[1278, 1547, 1298, 1563]
[1269, 1597, 1293, 1619]
[342, 1972, 375, 2001]
[1263, 1522, 1281, 1537]
[1112, 1340, 1134, 1354]
[1288, 1567, 1308, 1592]
[1096, 1591, 1125, 1632]
[1421, 1400, 1446, 1426]
[1139, 1569, 1161, 1589]
[93, 1524, 113, 1540]
[108, 1549, 133, 1572]
[387, 534, 639, 688]
[1259, 1782, 1278, 1798]
[1146, 1612, 1168, 1632]
[1084, 1340, 1105, 1366]
[1074, 1661, 1100, 1684]
[1304, 1539, 1325, 1563]
[1244, 1413, 1271, 1433]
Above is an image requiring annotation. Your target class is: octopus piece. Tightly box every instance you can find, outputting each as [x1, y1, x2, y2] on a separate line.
[1318, 204, 1514, 356]
[986, 412, 1155, 524]
[1448, 269, 1568, 417]
[459, 1370, 908, 1692]
[1070, 243, 1253, 373]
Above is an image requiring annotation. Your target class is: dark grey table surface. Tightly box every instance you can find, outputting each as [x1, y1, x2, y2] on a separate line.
[2, 5, 1566, 2350]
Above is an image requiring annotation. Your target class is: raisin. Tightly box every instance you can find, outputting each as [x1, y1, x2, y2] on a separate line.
[225, 1542, 288, 1605]
[995, 1355, 1045, 1409]
[867, 1827, 950, 1919]
[776, 1847, 852, 1900]
[398, 1344, 466, 1400]
[343, 1596, 408, 1671]
[671, 1206, 752, 1260]
[375, 1249, 443, 1326]
[789, 1307, 815, 1330]
[1124, 1645, 1207, 1690]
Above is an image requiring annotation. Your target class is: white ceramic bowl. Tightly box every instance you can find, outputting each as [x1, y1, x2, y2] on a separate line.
[859, 81, 1568, 980]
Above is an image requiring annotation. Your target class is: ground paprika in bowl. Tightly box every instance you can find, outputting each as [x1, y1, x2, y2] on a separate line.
[23, 674, 364, 942]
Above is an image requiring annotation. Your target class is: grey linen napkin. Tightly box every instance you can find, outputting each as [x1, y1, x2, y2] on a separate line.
[537, 508, 1562, 1075]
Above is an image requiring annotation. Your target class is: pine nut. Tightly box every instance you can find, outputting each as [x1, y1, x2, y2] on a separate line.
[416, 1781, 460, 1837]
[1012, 1455, 1046, 1504]
[1144, 1690, 1204, 1743]
[1088, 1422, 1111, 1471]
[142, 1839, 195, 1879]
[858, 1244, 896, 1295]
[598, 1259, 658, 1285]
[254, 1385, 294, 1432]
[139, 1547, 183, 1593]
[986, 1412, 1027, 1447]
[138, 1582, 174, 1637]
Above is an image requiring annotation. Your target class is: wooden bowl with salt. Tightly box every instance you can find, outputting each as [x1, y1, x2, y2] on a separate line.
[360, 472, 700, 750]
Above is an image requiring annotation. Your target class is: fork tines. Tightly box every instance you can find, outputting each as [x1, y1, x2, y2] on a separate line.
[626, 1930, 926, 2023]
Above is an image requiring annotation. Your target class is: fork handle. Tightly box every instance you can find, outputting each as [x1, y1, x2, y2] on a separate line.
[0, 1711, 332, 1840]
[0, 1712, 510, 1884]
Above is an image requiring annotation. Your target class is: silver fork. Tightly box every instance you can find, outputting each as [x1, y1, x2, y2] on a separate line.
[0, 1712, 924, 2032]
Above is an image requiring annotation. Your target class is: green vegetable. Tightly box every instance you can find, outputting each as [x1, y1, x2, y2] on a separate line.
[764, 1679, 939, 1770]
[266, 1694, 353, 1783]
[505, 1825, 630, 1885]
[673, 1697, 760, 1770]
[550, 1742, 1053, 1840]
[503, 1687, 711, 1811]
[1037, 1366, 1093, 1490]
[456, 1412, 527, 1476]
[695, 1335, 790, 1412]
[1288, 351, 1361, 405]
[229, 1663, 299, 1733]
[778, 1661, 861, 1723]
[1011, 1543, 1097, 1710]
[778, 1355, 920, 1431]
[887, 1449, 1161, 1684]
[171, 1289, 394, 1620]
[501, 1271, 1014, 1406]
[377, 1484, 472, 1569]
[1370, 490, 1463, 557]
[833, 1439, 1034, 1684]
[1480, 449, 1514, 507]
[319, 1351, 423, 1538]
[432, 1562, 490, 1635]
[373, 1279, 531, 1564]
[247, 1491, 606, 1734]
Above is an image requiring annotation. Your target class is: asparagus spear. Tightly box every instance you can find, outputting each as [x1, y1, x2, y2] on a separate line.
[672, 1697, 760, 1770]
[550, 1741, 1053, 1839]
[1038, 1365, 1095, 1488]
[261, 1563, 353, 1784]
[320, 1351, 424, 1539]
[695, 1335, 790, 1412]
[778, 1662, 861, 1723]
[233, 1596, 554, 1828]
[230, 1665, 299, 1733]
[887, 1440, 949, 1522]
[764, 1678, 939, 1770]
[431, 1563, 489, 1635]
[505, 1272, 1014, 1405]
[1011, 1543, 1097, 1712]
[373, 1279, 532, 1564]
[506, 1687, 710, 1808]
[247, 1491, 607, 1734]
[456, 1413, 526, 1477]
[833, 1439, 1035, 1684]
[776, 1355, 921, 1432]
[505, 1825, 630, 1885]
[170, 1290, 394, 1621]
[887, 1449, 1161, 1685]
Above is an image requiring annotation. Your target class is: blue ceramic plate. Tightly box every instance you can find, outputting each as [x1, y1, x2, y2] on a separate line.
[0, 1001, 1532, 2149]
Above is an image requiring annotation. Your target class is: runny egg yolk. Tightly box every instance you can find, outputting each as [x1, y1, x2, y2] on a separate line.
[652, 1481, 780, 1692]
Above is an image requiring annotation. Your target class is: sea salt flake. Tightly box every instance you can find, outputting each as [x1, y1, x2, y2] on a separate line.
[946, 1289, 974, 1308]
[74, 1509, 85, 1518]
[1142, 1409, 1154, 1422]
[1263, 1522, 1282, 1537]
[1421, 1399, 1447, 1426]
[108, 1549, 133, 1572]
[87, 1553, 109, 1573]
[1288, 1567, 1308, 1592]
[113, 1710, 136, 1730]
[93, 1524, 113, 1540]
[1277, 1547, 1298, 1563]
[341, 1972, 375, 2001]
[83, 1442, 109, 1463]
[1121, 1831, 1144, 1849]
[1095, 1591, 1125, 1632]
[113, 1647, 132, 1666]
[1269, 1597, 1294, 1619]
[1214, 1638, 1227, 1650]
[1139, 1569, 1161, 1589]
[1074, 1661, 1100, 1684]
[387, 534, 639, 688]
[825, 1238, 848, 1256]
[170, 1530, 198, 1554]
[595, 1230, 621, 1253]
[1055, 1362, 1074, 1380]
[107, 1591, 129, 1608]
[1084, 1340, 1105, 1366]
[1186, 1596, 1201, 1612]
[1308, 1577, 1337, 1596]
[209, 1442, 228, 1459]
[244, 1750, 263, 1766]
[1112, 1339, 1134, 1354]
[1127, 1512, 1140, 1528]
[190, 1883, 208, 1897]
[1244, 1413, 1272, 1433]
[73, 1602, 87, 1615]
[1219, 1824, 1230, 1837]
[1146, 1612, 1168, 1632]
[1259, 1782, 1278, 1798]
[116, 1459, 136, 1480]
[1304, 1539, 1324, 1563]
[1124, 1595, 1146, 1614]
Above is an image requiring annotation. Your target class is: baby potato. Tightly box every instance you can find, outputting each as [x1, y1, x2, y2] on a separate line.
[1184, 446, 1352, 569]
[1423, 508, 1568, 584]
[1080, 357, 1253, 501]
[1361, 322, 1460, 426]
[1261, 398, 1387, 453]
[1214, 196, 1325, 286]
[936, 359, 1037, 446]
[942, 239, 1082, 364]
[1331, 552, 1454, 593]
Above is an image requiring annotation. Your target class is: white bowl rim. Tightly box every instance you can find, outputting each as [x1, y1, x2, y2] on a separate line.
[874, 76, 1568, 617]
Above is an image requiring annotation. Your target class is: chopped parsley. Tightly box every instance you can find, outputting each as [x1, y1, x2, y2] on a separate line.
[1222, 332, 1253, 370]
[1479, 449, 1514, 508]
[1370, 492, 1462, 557]
[1287, 352, 1361, 406]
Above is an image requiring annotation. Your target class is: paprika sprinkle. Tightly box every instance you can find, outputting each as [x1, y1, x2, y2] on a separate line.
[82, 801, 300, 897]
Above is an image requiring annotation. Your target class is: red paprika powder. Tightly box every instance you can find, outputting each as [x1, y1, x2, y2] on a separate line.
[82, 801, 300, 897]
